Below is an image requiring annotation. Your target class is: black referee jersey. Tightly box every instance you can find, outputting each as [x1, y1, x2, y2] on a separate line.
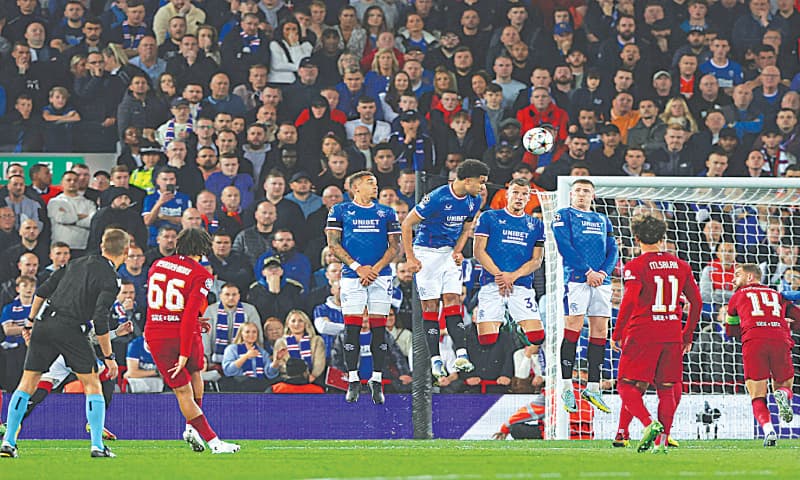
[36, 255, 121, 336]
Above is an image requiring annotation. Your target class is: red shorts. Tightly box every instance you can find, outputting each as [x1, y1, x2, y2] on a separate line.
[148, 335, 205, 389]
[742, 338, 794, 382]
[618, 339, 683, 385]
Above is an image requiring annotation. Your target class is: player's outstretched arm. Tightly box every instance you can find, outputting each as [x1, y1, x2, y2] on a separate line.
[452, 220, 474, 265]
[401, 210, 424, 271]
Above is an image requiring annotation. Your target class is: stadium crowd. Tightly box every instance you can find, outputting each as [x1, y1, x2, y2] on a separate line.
[0, 0, 799, 397]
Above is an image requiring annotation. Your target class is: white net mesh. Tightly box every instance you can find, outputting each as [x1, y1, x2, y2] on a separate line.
[541, 178, 800, 440]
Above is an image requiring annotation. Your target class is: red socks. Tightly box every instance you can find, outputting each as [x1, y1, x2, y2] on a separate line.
[525, 330, 545, 345]
[478, 332, 498, 345]
[344, 315, 363, 326]
[618, 381, 652, 426]
[563, 329, 580, 343]
[617, 404, 633, 437]
[657, 387, 677, 436]
[752, 397, 772, 428]
[188, 414, 217, 442]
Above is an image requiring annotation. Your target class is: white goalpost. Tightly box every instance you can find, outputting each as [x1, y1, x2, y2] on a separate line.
[541, 176, 800, 441]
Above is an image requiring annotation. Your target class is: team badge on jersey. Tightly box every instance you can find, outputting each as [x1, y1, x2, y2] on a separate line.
[204, 278, 214, 291]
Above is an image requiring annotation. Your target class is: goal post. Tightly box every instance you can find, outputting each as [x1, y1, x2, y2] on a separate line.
[542, 176, 800, 441]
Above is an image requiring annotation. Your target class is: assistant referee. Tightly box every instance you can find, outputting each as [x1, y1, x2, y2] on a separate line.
[0, 228, 130, 459]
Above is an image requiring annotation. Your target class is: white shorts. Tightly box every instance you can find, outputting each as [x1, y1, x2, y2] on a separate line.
[413, 246, 463, 300]
[340, 275, 393, 316]
[563, 282, 612, 318]
[476, 283, 541, 324]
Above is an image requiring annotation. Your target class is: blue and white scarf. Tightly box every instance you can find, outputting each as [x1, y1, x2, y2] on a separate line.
[213, 303, 246, 363]
[237, 343, 266, 377]
[285, 335, 313, 369]
[164, 116, 193, 146]
[240, 30, 261, 53]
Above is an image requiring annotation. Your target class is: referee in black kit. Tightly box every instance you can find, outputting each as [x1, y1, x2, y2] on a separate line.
[0, 228, 130, 459]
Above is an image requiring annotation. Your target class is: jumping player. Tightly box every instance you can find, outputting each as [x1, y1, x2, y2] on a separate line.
[473, 179, 545, 354]
[326, 171, 401, 404]
[726, 263, 800, 447]
[145, 228, 239, 454]
[612, 214, 702, 453]
[401, 159, 489, 381]
[552, 179, 618, 413]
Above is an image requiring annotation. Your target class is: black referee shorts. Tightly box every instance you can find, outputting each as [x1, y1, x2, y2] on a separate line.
[24, 320, 98, 375]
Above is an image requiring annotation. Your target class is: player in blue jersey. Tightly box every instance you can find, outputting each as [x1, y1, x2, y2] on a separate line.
[326, 171, 401, 404]
[473, 179, 545, 355]
[552, 179, 618, 414]
[401, 159, 489, 381]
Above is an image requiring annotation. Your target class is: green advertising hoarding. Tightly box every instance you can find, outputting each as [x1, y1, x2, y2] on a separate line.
[0, 154, 115, 184]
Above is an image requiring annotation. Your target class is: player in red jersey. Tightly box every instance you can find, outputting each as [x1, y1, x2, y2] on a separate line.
[726, 263, 800, 447]
[612, 214, 702, 454]
[144, 228, 240, 454]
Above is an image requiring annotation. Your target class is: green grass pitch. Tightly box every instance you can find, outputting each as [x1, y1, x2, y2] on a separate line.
[1, 440, 798, 479]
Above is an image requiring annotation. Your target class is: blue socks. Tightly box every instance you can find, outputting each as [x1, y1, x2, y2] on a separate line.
[3, 390, 30, 447]
[85, 394, 105, 450]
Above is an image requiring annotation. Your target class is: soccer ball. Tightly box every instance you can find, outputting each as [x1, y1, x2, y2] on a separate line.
[522, 127, 555, 155]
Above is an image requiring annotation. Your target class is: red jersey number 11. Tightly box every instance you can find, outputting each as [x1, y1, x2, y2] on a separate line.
[652, 275, 678, 313]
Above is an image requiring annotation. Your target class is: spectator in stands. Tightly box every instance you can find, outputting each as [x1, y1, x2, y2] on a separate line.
[205, 154, 255, 211]
[163, 140, 204, 201]
[208, 231, 253, 292]
[41, 86, 80, 152]
[539, 133, 591, 191]
[201, 72, 247, 117]
[242, 124, 270, 182]
[87, 187, 148, 253]
[36, 242, 70, 284]
[774, 108, 800, 158]
[628, 98, 667, 153]
[489, 164, 543, 215]
[101, 166, 146, 212]
[759, 126, 797, 176]
[123, 336, 163, 393]
[0, 275, 35, 390]
[71, 164, 101, 203]
[699, 241, 738, 307]
[0, 207, 18, 254]
[0, 94, 41, 152]
[0, 219, 46, 283]
[232, 64, 269, 114]
[109, 279, 141, 359]
[47, 171, 95, 255]
[0, 253, 38, 307]
[142, 167, 191, 246]
[155, 97, 193, 147]
[203, 282, 262, 360]
[220, 322, 282, 392]
[27, 164, 60, 205]
[106, 0, 152, 58]
[649, 123, 701, 176]
[129, 35, 165, 84]
[388, 110, 434, 172]
[760, 240, 798, 287]
[284, 172, 321, 219]
[689, 74, 732, 122]
[721, 84, 764, 139]
[585, 124, 625, 176]
[660, 96, 700, 134]
[681, 219, 728, 274]
[232, 200, 276, 266]
[117, 74, 165, 140]
[158, 17, 185, 59]
[72, 50, 120, 153]
[144, 224, 178, 268]
[273, 309, 325, 382]
[166, 34, 218, 92]
[255, 228, 311, 291]
[118, 244, 147, 312]
[247, 255, 304, 320]
[312, 275, 343, 358]
[463, 323, 514, 394]
[267, 19, 313, 86]
[220, 13, 270, 88]
[153, 0, 205, 46]
[3, 175, 44, 231]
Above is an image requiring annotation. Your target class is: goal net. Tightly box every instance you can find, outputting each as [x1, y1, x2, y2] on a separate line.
[541, 176, 800, 441]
